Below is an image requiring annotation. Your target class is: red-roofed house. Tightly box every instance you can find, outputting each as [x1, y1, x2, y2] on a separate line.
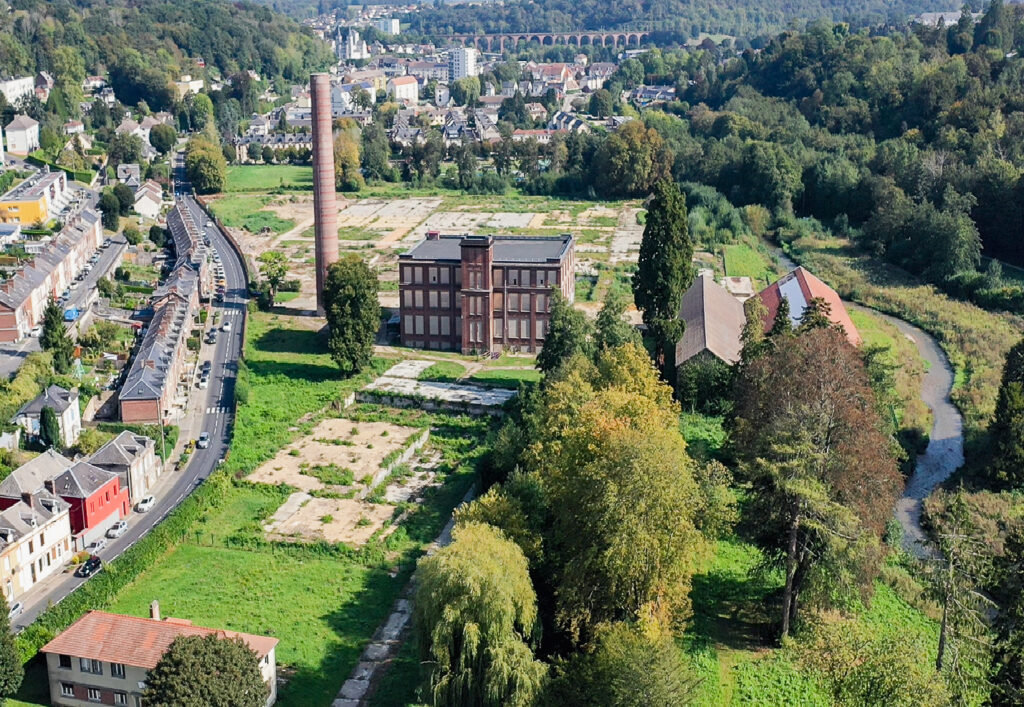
[41, 603, 279, 706]
[757, 266, 861, 346]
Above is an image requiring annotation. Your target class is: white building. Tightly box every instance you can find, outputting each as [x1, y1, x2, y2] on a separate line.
[448, 47, 478, 81]
[13, 385, 82, 448]
[338, 28, 371, 61]
[374, 17, 400, 35]
[0, 77, 35, 106]
[387, 75, 419, 103]
[0, 125, 4, 166]
[4, 115, 39, 155]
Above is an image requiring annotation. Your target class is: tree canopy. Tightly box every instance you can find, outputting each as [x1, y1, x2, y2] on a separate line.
[142, 634, 267, 707]
[323, 254, 380, 374]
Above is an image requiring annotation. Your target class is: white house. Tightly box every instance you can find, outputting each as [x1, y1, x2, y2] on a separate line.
[133, 180, 163, 220]
[13, 385, 82, 448]
[387, 75, 419, 103]
[4, 115, 39, 155]
[0, 77, 35, 106]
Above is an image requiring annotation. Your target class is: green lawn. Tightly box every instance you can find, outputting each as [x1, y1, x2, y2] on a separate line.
[418, 361, 466, 382]
[210, 195, 295, 236]
[225, 165, 313, 192]
[723, 242, 778, 290]
[468, 368, 541, 388]
[109, 543, 401, 705]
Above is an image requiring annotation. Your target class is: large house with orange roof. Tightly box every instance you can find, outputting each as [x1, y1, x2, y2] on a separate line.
[756, 266, 861, 346]
[41, 603, 279, 706]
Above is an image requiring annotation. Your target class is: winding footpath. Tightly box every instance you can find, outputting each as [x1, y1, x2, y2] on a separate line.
[772, 250, 964, 557]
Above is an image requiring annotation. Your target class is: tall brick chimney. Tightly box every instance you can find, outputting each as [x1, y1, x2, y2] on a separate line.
[310, 73, 338, 315]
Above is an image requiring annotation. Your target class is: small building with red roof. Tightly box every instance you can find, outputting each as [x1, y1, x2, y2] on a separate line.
[757, 266, 861, 346]
[41, 603, 279, 706]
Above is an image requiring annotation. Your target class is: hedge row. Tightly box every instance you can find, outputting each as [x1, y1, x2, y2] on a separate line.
[15, 472, 232, 662]
[24, 154, 94, 185]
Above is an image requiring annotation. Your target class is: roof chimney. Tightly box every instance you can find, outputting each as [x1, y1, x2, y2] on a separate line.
[426, 231, 440, 240]
[43, 479, 55, 494]
[150, 600, 161, 621]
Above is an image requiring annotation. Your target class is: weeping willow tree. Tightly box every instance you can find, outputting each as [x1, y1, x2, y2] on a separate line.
[415, 522, 547, 707]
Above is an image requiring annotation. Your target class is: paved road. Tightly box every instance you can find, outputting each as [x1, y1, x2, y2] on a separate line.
[773, 248, 965, 557]
[13, 172, 249, 630]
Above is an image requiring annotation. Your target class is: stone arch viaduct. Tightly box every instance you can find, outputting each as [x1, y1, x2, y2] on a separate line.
[443, 32, 651, 52]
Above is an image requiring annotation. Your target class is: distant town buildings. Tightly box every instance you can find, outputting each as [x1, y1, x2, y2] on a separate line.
[398, 232, 575, 354]
[338, 28, 371, 61]
[0, 170, 69, 224]
[374, 17, 400, 35]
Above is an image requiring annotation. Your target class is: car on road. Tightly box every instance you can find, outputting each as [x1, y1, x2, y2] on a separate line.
[29, 325, 42, 337]
[75, 555, 102, 578]
[197, 432, 211, 449]
[222, 321, 231, 332]
[136, 495, 155, 513]
[7, 602, 22, 620]
[86, 539, 107, 554]
[202, 360, 212, 372]
[106, 520, 128, 539]
[198, 375, 209, 389]
[206, 330, 217, 344]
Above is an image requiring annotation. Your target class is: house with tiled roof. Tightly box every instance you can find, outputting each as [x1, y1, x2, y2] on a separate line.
[4, 114, 39, 154]
[115, 163, 141, 188]
[133, 179, 163, 220]
[0, 449, 128, 545]
[757, 266, 861, 346]
[88, 431, 159, 505]
[41, 604, 279, 706]
[12, 384, 82, 447]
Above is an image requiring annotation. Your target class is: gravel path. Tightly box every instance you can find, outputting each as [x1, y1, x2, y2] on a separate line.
[773, 250, 964, 558]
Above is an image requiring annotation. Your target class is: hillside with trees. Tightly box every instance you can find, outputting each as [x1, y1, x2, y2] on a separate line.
[403, 0, 952, 42]
[0, 0, 331, 113]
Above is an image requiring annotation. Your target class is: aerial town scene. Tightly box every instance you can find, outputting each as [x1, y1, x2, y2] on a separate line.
[0, 0, 1023, 704]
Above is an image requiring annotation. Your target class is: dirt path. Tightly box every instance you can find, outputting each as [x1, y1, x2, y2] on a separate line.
[773, 249, 964, 558]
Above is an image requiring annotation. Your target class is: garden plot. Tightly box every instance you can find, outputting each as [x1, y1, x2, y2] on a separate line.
[247, 417, 422, 492]
[263, 493, 396, 546]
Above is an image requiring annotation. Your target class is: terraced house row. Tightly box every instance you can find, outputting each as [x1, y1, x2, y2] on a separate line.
[0, 206, 101, 342]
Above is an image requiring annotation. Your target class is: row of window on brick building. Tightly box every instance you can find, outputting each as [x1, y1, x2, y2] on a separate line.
[403, 315, 548, 342]
[403, 290, 551, 313]
[401, 265, 561, 288]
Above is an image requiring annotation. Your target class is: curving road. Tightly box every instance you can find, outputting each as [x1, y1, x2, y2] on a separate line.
[773, 249, 964, 558]
[13, 159, 249, 630]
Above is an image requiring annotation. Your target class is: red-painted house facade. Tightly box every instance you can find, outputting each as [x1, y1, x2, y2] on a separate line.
[0, 451, 128, 545]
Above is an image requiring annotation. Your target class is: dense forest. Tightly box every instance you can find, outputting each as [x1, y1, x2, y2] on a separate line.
[0, 0, 332, 111]
[403, 0, 956, 41]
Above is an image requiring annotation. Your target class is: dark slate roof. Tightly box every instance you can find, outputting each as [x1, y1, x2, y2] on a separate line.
[15, 384, 76, 417]
[401, 234, 573, 264]
[50, 461, 117, 499]
[89, 431, 153, 470]
[0, 492, 69, 547]
[0, 449, 75, 498]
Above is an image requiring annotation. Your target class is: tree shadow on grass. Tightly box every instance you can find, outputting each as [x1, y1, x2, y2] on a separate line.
[688, 545, 781, 652]
[254, 326, 326, 357]
[276, 566, 409, 706]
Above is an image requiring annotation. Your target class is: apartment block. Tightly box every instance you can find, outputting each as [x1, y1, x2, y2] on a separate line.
[0, 490, 72, 604]
[398, 233, 574, 354]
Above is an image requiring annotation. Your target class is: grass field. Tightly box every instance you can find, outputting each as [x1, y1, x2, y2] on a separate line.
[467, 368, 541, 388]
[418, 361, 465, 382]
[210, 195, 295, 236]
[723, 242, 779, 290]
[225, 165, 313, 192]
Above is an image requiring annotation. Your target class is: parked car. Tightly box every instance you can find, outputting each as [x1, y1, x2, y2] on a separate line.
[198, 376, 209, 389]
[7, 602, 22, 620]
[106, 520, 128, 539]
[75, 555, 102, 578]
[136, 495, 156, 513]
[85, 539, 106, 554]
[197, 432, 210, 449]
[29, 326, 42, 337]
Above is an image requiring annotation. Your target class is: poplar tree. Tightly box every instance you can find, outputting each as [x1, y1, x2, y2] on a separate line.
[323, 254, 380, 375]
[0, 594, 22, 702]
[632, 180, 693, 372]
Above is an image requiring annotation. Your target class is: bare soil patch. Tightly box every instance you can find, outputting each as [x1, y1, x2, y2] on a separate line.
[248, 418, 421, 492]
